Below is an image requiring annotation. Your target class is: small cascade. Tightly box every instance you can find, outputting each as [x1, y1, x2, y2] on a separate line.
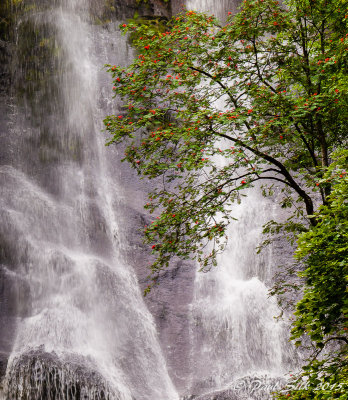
[188, 193, 295, 399]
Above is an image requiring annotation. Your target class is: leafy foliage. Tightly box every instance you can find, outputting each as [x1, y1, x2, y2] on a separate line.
[125, 12, 169, 43]
[274, 362, 348, 399]
[104, 0, 347, 282]
[274, 149, 348, 400]
[293, 150, 348, 345]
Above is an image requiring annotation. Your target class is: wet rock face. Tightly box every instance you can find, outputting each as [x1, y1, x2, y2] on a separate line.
[0, 263, 30, 380]
[0, 6, 17, 385]
[5, 350, 116, 400]
[115, 156, 196, 394]
[89, 0, 171, 21]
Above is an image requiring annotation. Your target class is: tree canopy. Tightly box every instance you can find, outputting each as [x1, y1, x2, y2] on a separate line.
[104, 0, 347, 277]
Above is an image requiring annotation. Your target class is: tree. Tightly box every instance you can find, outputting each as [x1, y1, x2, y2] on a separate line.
[274, 149, 348, 399]
[104, 0, 347, 396]
[293, 150, 347, 347]
[105, 0, 347, 278]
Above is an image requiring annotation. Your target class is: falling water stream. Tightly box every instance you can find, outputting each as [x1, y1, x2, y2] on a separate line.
[0, 0, 178, 399]
[185, 1, 297, 398]
[0, 0, 298, 399]
[188, 193, 295, 398]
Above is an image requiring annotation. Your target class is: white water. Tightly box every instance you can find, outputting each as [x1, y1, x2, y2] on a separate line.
[1, 1, 178, 398]
[185, 0, 296, 398]
[189, 193, 294, 397]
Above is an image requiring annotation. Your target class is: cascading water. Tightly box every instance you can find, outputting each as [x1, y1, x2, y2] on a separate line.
[188, 193, 296, 399]
[183, 1, 299, 399]
[0, 1, 178, 399]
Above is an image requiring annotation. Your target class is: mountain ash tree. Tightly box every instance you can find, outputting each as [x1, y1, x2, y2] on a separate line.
[104, 0, 347, 396]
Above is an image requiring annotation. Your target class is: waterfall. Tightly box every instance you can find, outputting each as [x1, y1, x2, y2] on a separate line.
[0, 1, 178, 399]
[188, 193, 295, 398]
[184, 1, 298, 399]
